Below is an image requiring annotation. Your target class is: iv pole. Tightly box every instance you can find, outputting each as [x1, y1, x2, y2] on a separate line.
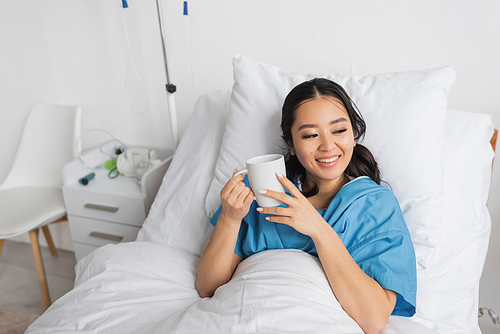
[155, 0, 179, 148]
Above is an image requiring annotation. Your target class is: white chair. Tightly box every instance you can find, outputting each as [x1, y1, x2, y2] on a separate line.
[0, 102, 81, 310]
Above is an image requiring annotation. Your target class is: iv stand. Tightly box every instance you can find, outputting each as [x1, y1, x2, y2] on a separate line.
[155, 0, 179, 148]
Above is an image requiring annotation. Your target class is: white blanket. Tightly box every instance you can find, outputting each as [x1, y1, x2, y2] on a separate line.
[163, 249, 363, 333]
[27, 243, 436, 334]
[27, 242, 200, 333]
[160, 249, 436, 334]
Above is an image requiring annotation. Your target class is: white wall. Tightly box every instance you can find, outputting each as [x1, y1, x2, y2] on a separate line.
[1, 0, 499, 330]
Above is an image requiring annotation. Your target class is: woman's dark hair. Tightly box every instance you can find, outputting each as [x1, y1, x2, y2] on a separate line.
[281, 78, 381, 197]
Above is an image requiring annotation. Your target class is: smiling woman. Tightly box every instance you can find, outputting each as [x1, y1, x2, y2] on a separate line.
[288, 98, 355, 201]
[197, 78, 417, 334]
[281, 78, 380, 199]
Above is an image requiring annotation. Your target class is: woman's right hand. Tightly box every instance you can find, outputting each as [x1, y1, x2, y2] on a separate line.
[219, 169, 255, 223]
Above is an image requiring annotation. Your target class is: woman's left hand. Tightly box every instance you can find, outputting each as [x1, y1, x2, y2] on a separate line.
[257, 173, 326, 239]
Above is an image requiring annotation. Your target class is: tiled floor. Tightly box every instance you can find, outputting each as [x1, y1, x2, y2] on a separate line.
[0, 240, 76, 316]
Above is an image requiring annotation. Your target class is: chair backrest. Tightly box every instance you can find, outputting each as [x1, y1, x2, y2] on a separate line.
[0, 102, 81, 190]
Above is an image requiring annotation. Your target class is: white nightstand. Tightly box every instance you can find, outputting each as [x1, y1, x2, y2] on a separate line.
[62, 148, 174, 262]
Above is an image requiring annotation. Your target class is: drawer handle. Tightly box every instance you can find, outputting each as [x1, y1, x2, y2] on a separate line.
[89, 231, 123, 242]
[84, 203, 119, 212]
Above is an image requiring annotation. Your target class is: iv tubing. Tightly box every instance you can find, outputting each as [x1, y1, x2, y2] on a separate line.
[122, 9, 148, 115]
[155, 0, 179, 148]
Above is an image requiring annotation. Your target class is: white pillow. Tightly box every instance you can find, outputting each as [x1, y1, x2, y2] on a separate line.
[413, 109, 494, 333]
[205, 55, 456, 268]
[137, 89, 231, 256]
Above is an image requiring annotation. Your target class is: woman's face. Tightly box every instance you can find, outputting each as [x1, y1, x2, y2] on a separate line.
[290, 97, 356, 188]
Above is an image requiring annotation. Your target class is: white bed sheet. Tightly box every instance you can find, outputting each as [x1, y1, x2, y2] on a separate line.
[26, 89, 494, 333]
[159, 249, 438, 334]
[27, 243, 436, 334]
[27, 242, 199, 333]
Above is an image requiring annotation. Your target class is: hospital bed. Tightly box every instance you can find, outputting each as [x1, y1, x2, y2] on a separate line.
[26, 56, 496, 333]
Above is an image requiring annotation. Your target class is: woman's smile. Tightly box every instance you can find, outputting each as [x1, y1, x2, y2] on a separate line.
[316, 155, 340, 165]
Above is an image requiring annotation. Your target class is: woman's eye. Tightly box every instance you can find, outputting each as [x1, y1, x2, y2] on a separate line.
[333, 129, 347, 134]
[302, 134, 318, 139]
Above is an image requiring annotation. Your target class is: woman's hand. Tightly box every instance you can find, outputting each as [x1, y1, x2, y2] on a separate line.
[220, 169, 255, 223]
[256, 173, 327, 239]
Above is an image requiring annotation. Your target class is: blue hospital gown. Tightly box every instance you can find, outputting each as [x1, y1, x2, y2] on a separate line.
[210, 175, 417, 317]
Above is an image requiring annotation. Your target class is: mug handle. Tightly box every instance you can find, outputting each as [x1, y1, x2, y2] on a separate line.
[232, 169, 248, 178]
[231, 168, 256, 202]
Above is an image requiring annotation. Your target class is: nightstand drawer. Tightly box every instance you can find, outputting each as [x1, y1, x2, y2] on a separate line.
[68, 216, 141, 247]
[63, 188, 146, 227]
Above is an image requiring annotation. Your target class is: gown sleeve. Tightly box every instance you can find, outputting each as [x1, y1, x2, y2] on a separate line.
[347, 220, 417, 316]
[327, 178, 417, 317]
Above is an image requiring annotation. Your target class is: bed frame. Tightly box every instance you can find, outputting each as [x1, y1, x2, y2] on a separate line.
[491, 129, 498, 152]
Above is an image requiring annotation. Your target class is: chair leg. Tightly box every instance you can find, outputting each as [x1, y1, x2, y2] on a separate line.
[29, 229, 51, 310]
[0, 239, 4, 261]
[42, 225, 58, 257]
[42, 214, 67, 257]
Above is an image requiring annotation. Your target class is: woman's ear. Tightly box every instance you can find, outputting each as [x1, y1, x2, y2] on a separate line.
[288, 142, 295, 156]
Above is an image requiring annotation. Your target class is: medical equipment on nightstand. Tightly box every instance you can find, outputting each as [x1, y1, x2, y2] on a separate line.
[78, 173, 95, 185]
[116, 148, 160, 177]
[75, 129, 127, 170]
[479, 307, 499, 325]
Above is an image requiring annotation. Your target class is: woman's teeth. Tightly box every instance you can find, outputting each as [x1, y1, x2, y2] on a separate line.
[317, 156, 339, 163]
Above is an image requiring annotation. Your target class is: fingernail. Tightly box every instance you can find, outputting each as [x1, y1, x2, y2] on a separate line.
[258, 189, 267, 194]
[276, 172, 284, 178]
[265, 217, 270, 221]
[256, 207, 263, 212]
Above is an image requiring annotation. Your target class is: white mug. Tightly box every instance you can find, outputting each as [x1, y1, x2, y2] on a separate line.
[233, 154, 286, 207]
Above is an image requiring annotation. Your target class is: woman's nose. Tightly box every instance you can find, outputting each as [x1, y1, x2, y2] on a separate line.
[319, 135, 336, 151]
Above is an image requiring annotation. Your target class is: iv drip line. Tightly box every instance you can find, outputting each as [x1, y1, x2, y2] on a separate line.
[118, 0, 179, 147]
[155, 0, 179, 147]
[183, 2, 196, 106]
[122, 6, 148, 115]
